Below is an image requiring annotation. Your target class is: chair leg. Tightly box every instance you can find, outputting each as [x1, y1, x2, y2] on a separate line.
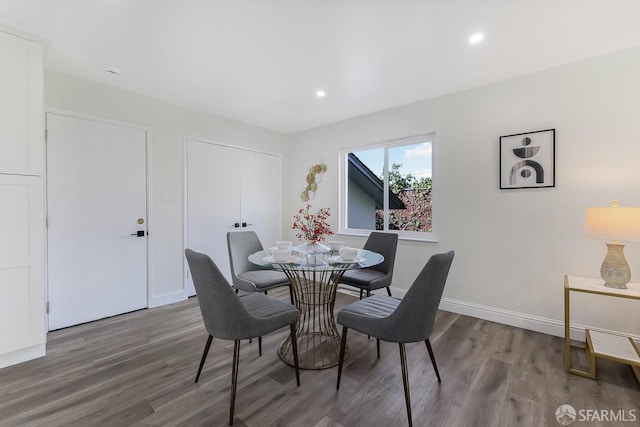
[250, 286, 264, 356]
[237, 289, 251, 348]
[289, 285, 294, 304]
[290, 324, 300, 386]
[399, 343, 413, 427]
[229, 340, 240, 426]
[195, 335, 213, 383]
[359, 289, 363, 300]
[425, 339, 441, 383]
[365, 289, 372, 339]
[386, 286, 392, 297]
[377, 339, 380, 359]
[336, 326, 349, 389]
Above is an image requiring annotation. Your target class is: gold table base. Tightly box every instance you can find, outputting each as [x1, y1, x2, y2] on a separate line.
[278, 263, 351, 369]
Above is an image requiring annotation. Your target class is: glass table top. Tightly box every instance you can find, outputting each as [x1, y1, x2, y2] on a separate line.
[248, 248, 383, 271]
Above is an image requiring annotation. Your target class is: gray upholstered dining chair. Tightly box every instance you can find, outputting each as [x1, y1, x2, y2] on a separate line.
[185, 249, 301, 426]
[336, 250, 454, 427]
[340, 232, 398, 299]
[227, 231, 291, 297]
[228, 231, 293, 355]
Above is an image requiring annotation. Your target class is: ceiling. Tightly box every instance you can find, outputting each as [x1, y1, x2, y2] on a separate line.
[2, 1, 640, 134]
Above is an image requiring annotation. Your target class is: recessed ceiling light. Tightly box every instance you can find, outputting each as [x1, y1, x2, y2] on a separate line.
[105, 66, 121, 76]
[469, 33, 484, 44]
[316, 90, 326, 98]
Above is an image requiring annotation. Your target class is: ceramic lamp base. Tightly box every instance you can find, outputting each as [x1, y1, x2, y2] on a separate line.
[600, 243, 631, 289]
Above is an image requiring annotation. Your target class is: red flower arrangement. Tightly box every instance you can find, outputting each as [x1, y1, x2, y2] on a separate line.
[292, 204, 334, 244]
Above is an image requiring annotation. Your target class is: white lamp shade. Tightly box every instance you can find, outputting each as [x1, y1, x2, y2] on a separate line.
[584, 205, 640, 242]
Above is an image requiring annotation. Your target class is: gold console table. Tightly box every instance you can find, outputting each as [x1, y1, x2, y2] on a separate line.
[564, 275, 640, 383]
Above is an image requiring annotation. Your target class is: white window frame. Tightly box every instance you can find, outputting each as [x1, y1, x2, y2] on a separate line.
[339, 133, 437, 242]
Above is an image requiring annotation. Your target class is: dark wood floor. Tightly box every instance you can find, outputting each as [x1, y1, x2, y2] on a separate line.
[1, 288, 638, 427]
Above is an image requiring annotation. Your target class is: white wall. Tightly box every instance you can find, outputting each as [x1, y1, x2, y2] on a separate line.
[43, 45, 640, 341]
[44, 69, 289, 307]
[284, 45, 640, 339]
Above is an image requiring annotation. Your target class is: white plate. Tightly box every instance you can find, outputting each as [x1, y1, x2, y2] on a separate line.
[328, 255, 365, 264]
[263, 255, 300, 264]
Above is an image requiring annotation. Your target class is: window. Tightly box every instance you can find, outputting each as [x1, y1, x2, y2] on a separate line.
[340, 134, 434, 240]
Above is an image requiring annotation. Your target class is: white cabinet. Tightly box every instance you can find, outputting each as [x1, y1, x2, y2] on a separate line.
[0, 31, 43, 175]
[185, 138, 282, 294]
[0, 175, 46, 368]
[0, 30, 45, 369]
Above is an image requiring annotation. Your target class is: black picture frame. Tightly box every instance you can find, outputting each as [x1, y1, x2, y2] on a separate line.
[499, 128, 555, 189]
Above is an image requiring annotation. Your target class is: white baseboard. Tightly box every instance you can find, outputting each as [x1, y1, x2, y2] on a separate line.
[349, 286, 640, 343]
[439, 297, 640, 343]
[0, 343, 46, 370]
[148, 290, 186, 308]
[438, 296, 567, 338]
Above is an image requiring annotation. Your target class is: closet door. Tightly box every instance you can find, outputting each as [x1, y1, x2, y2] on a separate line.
[185, 140, 242, 293]
[185, 139, 282, 296]
[241, 149, 282, 250]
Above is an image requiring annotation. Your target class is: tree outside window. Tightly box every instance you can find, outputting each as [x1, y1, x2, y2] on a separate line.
[378, 162, 432, 232]
[342, 135, 433, 238]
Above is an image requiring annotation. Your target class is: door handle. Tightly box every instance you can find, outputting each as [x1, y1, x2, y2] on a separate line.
[242, 222, 253, 228]
[130, 230, 145, 237]
[233, 223, 240, 228]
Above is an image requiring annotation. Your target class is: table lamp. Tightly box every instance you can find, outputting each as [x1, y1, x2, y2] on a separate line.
[584, 200, 640, 289]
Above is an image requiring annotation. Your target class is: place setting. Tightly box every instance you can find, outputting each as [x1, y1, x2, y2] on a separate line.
[263, 240, 300, 264]
[263, 240, 365, 266]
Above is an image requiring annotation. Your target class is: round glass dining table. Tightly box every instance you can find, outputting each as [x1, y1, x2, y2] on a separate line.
[249, 248, 383, 369]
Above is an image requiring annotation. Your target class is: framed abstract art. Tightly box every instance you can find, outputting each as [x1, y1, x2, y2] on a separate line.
[499, 128, 555, 189]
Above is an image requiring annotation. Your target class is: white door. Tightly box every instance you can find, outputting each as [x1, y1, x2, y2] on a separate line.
[184, 139, 282, 296]
[241, 149, 282, 250]
[46, 113, 148, 330]
[185, 140, 241, 293]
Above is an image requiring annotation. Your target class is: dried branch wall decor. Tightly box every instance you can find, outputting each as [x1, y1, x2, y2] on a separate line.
[301, 162, 326, 201]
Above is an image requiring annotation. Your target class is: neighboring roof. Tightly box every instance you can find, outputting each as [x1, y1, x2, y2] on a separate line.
[347, 153, 406, 210]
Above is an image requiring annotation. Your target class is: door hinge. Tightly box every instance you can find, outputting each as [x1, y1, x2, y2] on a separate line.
[45, 216, 49, 228]
[46, 302, 49, 314]
[44, 129, 48, 143]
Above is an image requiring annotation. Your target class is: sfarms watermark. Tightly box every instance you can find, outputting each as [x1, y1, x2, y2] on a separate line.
[556, 404, 637, 425]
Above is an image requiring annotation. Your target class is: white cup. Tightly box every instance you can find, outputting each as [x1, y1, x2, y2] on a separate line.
[276, 240, 292, 250]
[327, 241, 344, 250]
[272, 249, 291, 262]
[339, 247, 358, 261]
